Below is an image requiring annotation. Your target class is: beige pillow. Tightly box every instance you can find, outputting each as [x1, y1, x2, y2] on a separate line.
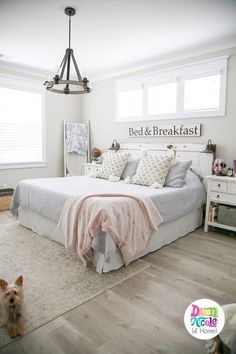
[131, 154, 173, 188]
[96, 151, 130, 179]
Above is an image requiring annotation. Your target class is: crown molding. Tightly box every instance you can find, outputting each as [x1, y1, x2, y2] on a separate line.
[89, 39, 236, 83]
[0, 37, 236, 84]
[0, 60, 48, 80]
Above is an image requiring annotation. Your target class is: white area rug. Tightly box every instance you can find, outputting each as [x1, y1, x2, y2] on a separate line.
[0, 222, 150, 348]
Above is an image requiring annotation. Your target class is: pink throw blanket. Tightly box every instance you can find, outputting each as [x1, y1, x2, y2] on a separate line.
[58, 194, 163, 266]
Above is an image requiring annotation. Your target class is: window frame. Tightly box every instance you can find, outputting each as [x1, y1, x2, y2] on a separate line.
[115, 56, 228, 123]
[0, 73, 46, 170]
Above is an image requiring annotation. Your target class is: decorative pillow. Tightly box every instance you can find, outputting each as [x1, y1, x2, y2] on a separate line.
[164, 160, 192, 188]
[121, 158, 141, 180]
[96, 151, 130, 180]
[130, 154, 173, 188]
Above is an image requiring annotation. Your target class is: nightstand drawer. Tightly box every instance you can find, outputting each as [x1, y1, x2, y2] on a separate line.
[210, 180, 228, 191]
[85, 166, 101, 172]
[93, 167, 101, 173]
[84, 164, 102, 176]
[228, 180, 236, 193]
[210, 191, 236, 204]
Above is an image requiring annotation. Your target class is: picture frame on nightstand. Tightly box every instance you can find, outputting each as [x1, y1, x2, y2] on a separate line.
[233, 160, 236, 177]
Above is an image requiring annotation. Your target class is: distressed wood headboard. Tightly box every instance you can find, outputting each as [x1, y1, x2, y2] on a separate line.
[119, 142, 214, 180]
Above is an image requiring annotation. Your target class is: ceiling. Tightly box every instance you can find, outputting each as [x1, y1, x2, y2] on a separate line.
[0, 0, 236, 81]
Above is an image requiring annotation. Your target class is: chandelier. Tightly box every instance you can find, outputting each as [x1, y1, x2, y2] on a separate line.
[44, 7, 91, 95]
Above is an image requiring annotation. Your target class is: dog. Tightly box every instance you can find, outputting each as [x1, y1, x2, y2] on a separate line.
[0, 275, 24, 338]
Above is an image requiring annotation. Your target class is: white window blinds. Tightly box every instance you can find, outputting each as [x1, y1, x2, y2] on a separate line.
[0, 86, 43, 164]
[116, 56, 228, 122]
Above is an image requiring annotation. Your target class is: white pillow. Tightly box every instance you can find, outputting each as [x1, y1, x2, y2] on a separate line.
[130, 154, 173, 188]
[96, 151, 130, 180]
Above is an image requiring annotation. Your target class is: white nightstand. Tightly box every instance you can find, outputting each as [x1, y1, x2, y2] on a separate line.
[204, 175, 236, 233]
[83, 163, 102, 176]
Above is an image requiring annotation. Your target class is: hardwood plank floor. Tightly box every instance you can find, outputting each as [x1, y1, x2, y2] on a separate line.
[0, 211, 14, 225]
[0, 211, 235, 354]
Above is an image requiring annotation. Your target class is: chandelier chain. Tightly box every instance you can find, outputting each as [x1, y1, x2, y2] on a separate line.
[69, 15, 71, 49]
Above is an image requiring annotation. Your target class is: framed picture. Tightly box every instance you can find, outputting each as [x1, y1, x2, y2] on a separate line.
[233, 160, 236, 177]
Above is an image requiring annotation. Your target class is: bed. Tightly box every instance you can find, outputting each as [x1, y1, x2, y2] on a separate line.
[11, 143, 213, 273]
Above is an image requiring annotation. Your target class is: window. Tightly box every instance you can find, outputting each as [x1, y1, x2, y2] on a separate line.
[116, 56, 228, 122]
[0, 76, 45, 169]
[184, 74, 220, 112]
[118, 88, 143, 117]
[148, 82, 177, 114]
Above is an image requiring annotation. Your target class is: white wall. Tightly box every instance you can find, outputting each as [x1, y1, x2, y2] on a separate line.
[1, 47, 235, 189]
[0, 73, 81, 188]
[81, 47, 236, 167]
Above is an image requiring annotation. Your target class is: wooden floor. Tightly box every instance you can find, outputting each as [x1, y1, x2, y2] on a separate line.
[0, 211, 14, 225]
[0, 211, 236, 354]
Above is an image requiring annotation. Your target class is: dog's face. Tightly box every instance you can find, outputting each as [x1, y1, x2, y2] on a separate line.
[0, 276, 24, 310]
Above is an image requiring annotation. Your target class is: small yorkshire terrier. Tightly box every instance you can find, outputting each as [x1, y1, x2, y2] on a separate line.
[0, 275, 24, 338]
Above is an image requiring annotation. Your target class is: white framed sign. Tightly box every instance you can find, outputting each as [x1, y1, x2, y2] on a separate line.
[128, 124, 201, 138]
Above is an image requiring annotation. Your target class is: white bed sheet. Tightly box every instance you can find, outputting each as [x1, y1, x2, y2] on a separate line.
[12, 171, 205, 272]
[18, 206, 202, 273]
[11, 171, 205, 223]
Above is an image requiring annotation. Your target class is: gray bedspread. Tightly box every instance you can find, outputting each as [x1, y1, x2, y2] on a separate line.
[11, 171, 205, 223]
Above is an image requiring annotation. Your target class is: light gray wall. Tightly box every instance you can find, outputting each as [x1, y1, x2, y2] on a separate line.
[0, 87, 80, 188]
[1, 47, 235, 189]
[81, 47, 236, 167]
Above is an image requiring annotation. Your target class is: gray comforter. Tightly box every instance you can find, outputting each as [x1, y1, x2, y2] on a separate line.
[11, 171, 205, 223]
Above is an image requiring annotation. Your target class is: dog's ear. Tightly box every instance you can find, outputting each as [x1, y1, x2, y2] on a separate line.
[15, 275, 23, 287]
[0, 279, 8, 291]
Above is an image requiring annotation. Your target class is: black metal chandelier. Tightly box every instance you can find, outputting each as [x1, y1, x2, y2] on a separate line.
[44, 7, 91, 95]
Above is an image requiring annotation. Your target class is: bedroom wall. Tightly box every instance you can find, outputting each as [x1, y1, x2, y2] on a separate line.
[0, 71, 81, 188]
[80, 47, 236, 167]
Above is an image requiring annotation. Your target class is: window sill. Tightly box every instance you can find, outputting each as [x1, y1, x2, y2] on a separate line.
[116, 109, 225, 123]
[0, 161, 47, 170]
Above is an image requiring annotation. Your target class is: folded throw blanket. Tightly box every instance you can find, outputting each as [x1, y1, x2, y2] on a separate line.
[58, 194, 163, 266]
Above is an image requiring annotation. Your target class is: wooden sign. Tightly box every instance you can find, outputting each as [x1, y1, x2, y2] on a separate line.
[128, 124, 201, 137]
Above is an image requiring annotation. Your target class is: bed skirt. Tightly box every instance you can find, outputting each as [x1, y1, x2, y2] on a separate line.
[18, 206, 202, 273]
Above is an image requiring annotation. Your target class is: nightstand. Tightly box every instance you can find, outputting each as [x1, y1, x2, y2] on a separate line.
[204, 175, 236, 232]
[83, 163, 102, 176]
